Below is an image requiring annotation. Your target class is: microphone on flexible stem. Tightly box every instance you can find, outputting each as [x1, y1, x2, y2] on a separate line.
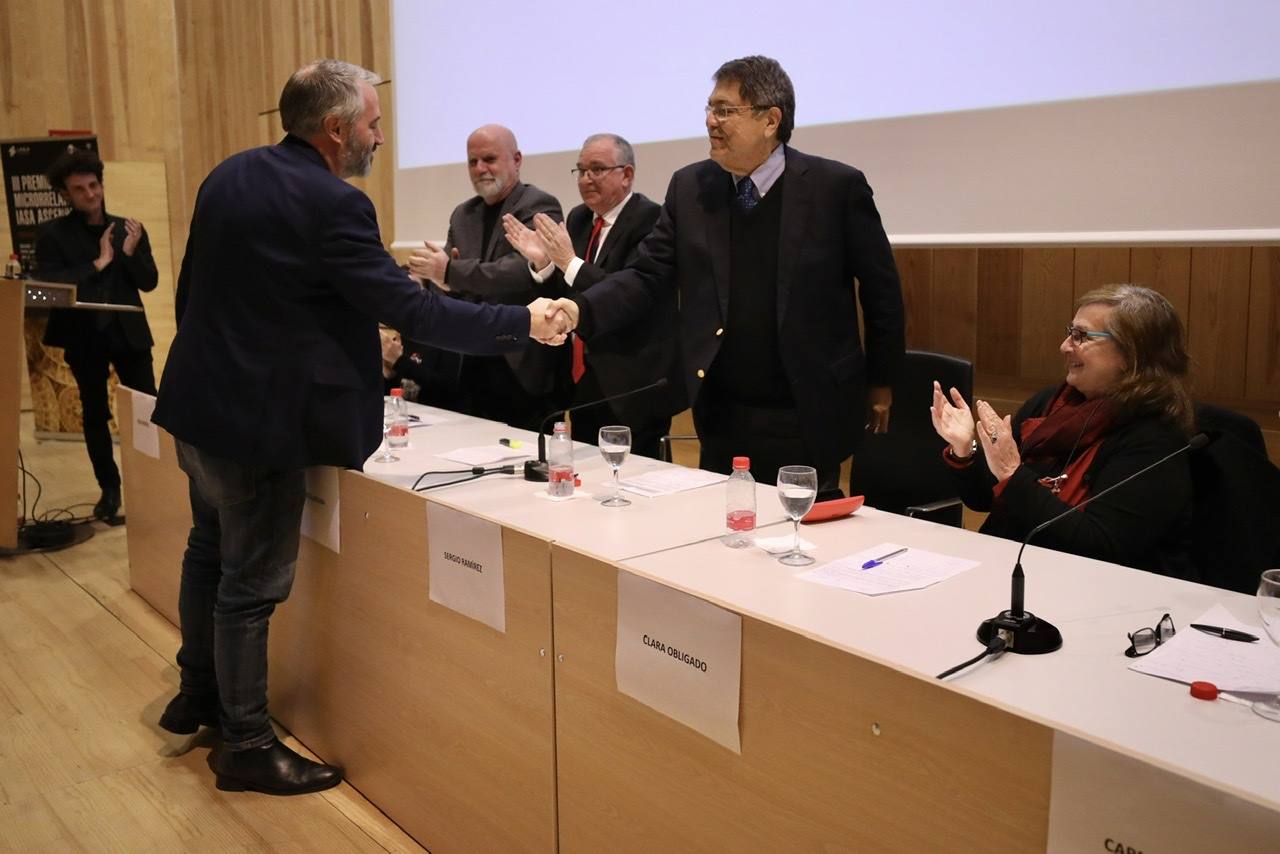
[976, 432, 1210, 655]
[523, 377, 670, 481]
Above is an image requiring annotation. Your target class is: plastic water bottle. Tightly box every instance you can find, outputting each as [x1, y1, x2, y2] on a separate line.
[3, 253, 21, 279]
[722, 456, 756, 547]
[547, 421, 574, 497]
[387, 387, 410, 449]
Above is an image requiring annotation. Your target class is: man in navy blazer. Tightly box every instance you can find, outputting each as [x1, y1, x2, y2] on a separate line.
[551, 57, 905, 496]
[152, 60, 567, 796]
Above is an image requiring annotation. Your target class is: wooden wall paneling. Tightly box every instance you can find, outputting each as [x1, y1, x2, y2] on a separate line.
[1246, 247, 1280, 405]
[975, 248, 1023, 375]
[1130, 247, 1192, 321]
[928, 248, 978, 362]
[1019, 248, 1075, 384]
[1187, 247, 1252, 398]
[551, 546, 1052, 852]
[1073, 246, 1130, 302]
[893, 248, 933, 350]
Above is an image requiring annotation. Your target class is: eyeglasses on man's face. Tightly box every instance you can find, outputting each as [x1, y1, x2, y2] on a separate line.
[1065, 324, 1115, 346]
[570, 165, 626, 180]
[704, 103, 768, 122]
[1125, 613, 1175, 657]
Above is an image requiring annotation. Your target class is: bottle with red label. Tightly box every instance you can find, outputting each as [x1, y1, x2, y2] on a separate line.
[722, 455, 756, 548]
[386, 387, 410, 449]
[547, 421, 574, 497]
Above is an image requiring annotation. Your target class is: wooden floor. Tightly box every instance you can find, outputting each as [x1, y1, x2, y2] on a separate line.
[1, 412, 425, 854]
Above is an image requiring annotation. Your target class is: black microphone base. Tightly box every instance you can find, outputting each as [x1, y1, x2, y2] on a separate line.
[977, 610, 1062, 655]
[524, 460, 549, 482]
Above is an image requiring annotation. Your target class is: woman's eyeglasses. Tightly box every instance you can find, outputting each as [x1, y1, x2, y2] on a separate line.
[1065, 325, 1114, 346]
[1125, 613, 1175, 657]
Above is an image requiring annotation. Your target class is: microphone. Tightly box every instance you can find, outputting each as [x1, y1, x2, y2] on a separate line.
[976, 432, 1210, 655]
[523, 377, 670, 481]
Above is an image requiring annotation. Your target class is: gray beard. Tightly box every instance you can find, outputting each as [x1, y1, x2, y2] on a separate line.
[473, 176, 507, 202]
[341, 140, 374, 179]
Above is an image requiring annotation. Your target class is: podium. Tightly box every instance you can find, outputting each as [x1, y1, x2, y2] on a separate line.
[2, 277, 143, 551]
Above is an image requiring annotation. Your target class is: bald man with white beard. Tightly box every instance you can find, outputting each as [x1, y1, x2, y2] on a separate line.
[409, 124, 566, 429]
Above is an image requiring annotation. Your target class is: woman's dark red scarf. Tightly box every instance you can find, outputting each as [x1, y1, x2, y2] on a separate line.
[1014, 384, 1117, 506]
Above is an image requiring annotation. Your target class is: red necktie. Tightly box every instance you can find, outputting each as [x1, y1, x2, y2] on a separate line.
[572, 216, 605, 383]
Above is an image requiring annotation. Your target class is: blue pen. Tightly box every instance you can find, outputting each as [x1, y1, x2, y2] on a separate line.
[862, 547, 908, 569]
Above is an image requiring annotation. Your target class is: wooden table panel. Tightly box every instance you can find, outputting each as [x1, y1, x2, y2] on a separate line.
[269, 473, 557, 854]
[552, 545, 1052, 853]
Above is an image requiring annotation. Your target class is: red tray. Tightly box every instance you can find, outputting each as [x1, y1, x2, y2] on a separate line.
[801, 495, 864, 524]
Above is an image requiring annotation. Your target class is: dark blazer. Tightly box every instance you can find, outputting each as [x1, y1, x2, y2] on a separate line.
[153, 135, 529, 471]
[443, 182, 565, 396]
[953, 385, 1195, 578]
[35, 210, 158, 350]
[574, 146, 905, 465]
[563, 193, 683, 424]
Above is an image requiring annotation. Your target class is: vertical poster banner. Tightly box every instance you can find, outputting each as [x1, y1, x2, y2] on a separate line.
[300, 467, 341, 553]
[615, 571, 743, 753]
[1, 136, 97, 270]
[426, 502, 506, 633]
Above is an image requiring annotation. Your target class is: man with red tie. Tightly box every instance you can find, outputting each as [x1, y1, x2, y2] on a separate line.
[504, 133, 683, 458]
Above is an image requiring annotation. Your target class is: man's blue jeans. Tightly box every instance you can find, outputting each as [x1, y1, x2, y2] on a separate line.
[175, 440, 307, 750]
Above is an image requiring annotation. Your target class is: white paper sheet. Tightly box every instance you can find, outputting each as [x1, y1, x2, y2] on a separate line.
[618, 468, 727, 497]
[1127, 604, 1280, 693]
[427, 502, 506, 633]
[130, 390, 160, 459]
[1048, 731, 1280, 852]
[615, 572, 742, 753]
[300, 467, 340, 553]
[797, 541, 979, 595]
[437, 445, 531, 466]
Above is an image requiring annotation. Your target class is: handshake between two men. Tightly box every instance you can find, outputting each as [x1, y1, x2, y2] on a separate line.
[527, 296, 579, 345]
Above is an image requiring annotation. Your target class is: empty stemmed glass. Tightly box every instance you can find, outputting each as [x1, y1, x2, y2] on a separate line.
[776, 465, 817, 566]
[371, 398, 399, 463]
[1251, 569, 1280, 721]
[598, 426, 631, 507]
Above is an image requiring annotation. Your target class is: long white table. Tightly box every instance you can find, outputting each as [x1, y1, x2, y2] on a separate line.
[121, 395, 1280, 853]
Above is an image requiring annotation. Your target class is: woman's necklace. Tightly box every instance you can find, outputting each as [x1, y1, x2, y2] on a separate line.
[1036, 400, 1100, 495]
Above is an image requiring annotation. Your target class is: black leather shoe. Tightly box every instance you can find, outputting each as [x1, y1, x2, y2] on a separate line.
[210, 739, 343, 795]
[158, 692, 220, 734]
[93, 486, 121, 520]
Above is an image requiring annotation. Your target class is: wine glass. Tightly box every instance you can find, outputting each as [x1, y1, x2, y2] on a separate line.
[776, 465, 817, 566]
[598, 426, 631, 507]
[371, 398, 399, 463]
[1251, 569, 1280, 722]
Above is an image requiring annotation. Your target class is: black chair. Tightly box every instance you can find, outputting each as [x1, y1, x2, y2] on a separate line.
[848, 350, 973, 527]
[1189, 404, 1280, 594]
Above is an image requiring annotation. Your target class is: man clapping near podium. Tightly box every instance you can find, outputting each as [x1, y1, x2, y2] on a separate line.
[36, 149, 159, 521]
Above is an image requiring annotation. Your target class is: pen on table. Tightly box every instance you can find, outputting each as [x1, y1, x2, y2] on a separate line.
[499, 437, 523, 449]
[408, 414, 421, 422]
[862, 547, 908, 570]
[1190, 623, 1259, 643]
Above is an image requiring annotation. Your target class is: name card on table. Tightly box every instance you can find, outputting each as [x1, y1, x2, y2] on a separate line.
[1047, 731, 1280, 852]
[427, 502, 505, 633]
[615, 571, 742, 753]
[130, 389, 159, 459]
[300, 466, 340, 553]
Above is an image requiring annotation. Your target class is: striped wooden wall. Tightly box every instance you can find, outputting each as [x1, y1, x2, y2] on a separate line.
[893, 245, 1280, 459]
[0, 0, 393, 370]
